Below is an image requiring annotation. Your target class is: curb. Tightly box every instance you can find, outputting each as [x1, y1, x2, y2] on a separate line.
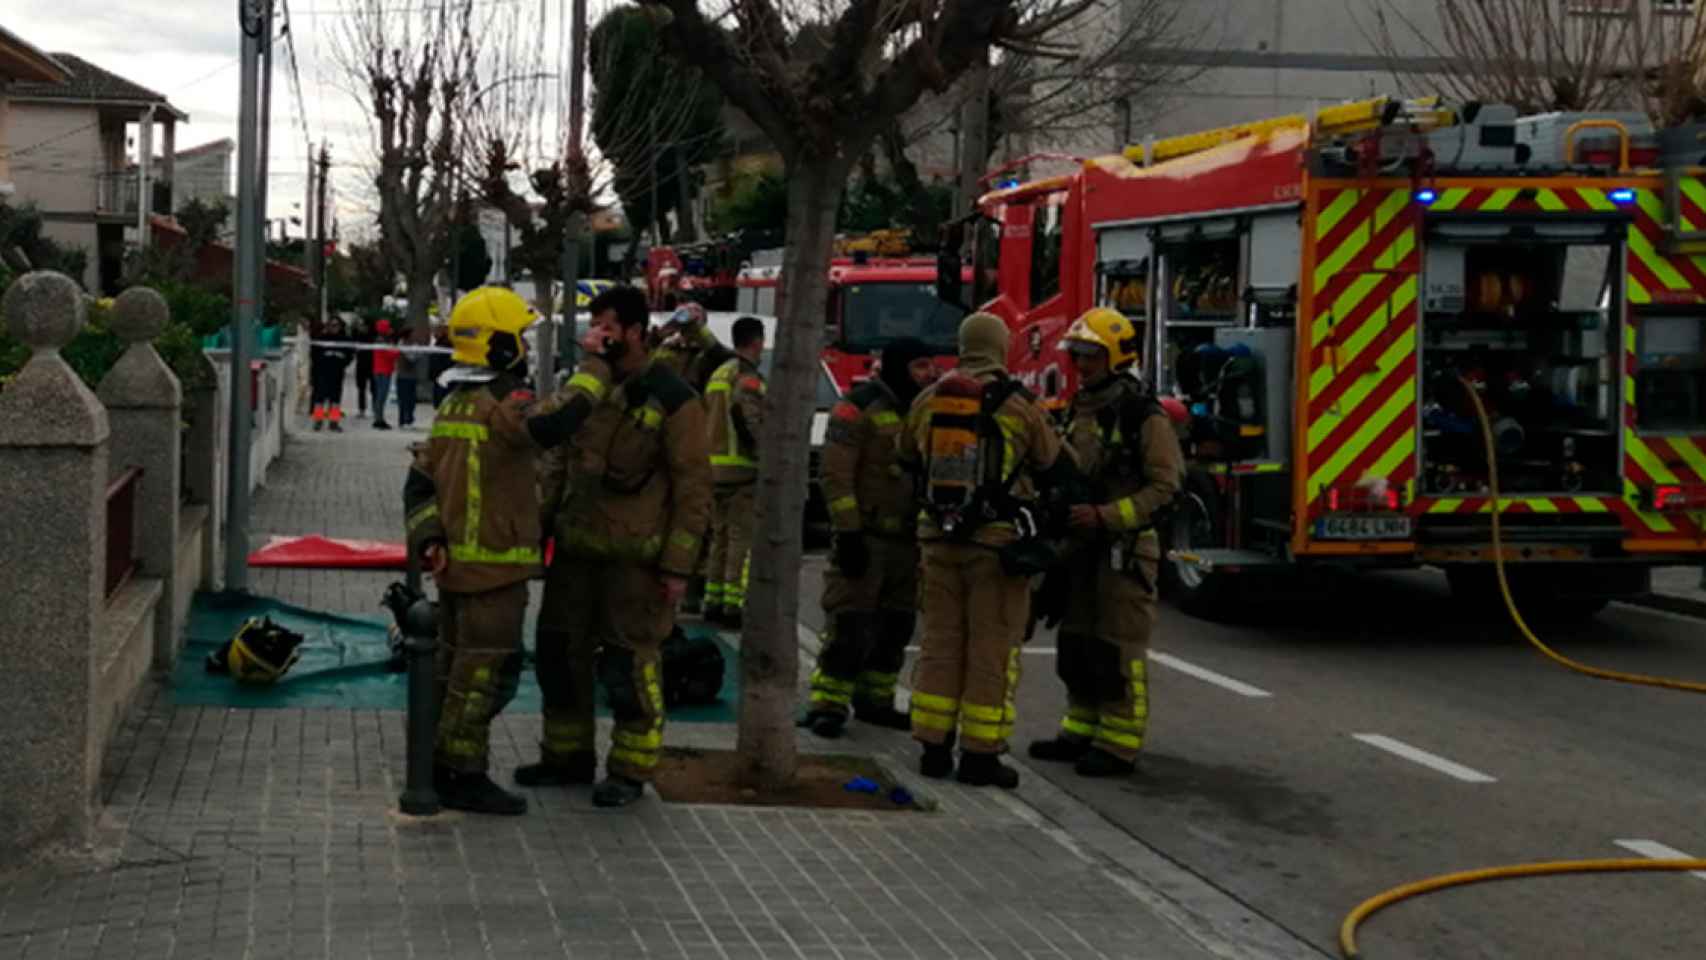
[1618, 593, 1706, 621]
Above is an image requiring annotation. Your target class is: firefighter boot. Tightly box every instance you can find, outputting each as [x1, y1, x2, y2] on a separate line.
[801, 710, 846, 739]
[853, 701, 913, 731]
[437, 769, 528, 816]
[592, 775, 647, 808]
[919, 743, 955, 779]
[956, 752, 1020, 789]
[1075, 748, 1137, 779]
[1028, 736, 1093, 764]
[514, 752, 598, 787]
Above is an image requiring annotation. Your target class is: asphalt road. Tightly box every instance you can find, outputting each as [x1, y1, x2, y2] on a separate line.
[796, 556, 1706, 960]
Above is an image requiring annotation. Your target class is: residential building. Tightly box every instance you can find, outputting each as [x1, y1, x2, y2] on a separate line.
[165, 137, 235, 211]
[0, 24, 70, 198]
[7, 52, 186, 292]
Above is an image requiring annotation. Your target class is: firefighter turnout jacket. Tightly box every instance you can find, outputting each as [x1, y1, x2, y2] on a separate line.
[654, 324, 734, 396]
[705, 356, 765, 487]
[539, 360, 712, 578]
[823, 379, 916, 539]
[1066, 374, 1184, 536]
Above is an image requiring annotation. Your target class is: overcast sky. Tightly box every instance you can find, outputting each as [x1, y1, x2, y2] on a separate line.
[9, 0, 596, 243]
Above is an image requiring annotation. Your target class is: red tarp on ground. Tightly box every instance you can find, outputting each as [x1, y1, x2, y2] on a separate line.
[248, 535, 408, 570]
[247, 536, 556, 569]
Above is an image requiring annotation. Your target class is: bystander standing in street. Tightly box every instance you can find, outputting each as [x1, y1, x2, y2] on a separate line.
[397, 330, 427, 429]
[353, 316, 375, 418]
[372, 320, 400, 430]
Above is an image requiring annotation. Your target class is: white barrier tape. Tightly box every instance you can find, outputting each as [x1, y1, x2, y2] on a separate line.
[306, 340, 454, 355]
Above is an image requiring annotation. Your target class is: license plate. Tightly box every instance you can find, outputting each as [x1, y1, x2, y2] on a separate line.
[1315, 514, 1413, 540]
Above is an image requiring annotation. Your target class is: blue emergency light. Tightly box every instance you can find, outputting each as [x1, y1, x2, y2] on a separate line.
[1415, 189, 1437, 204]
[1610, 188, 1636, 204]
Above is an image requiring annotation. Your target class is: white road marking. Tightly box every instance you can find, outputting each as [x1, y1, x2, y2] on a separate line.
[905, 645, 1056, 655]
[1150, 651, 1274, 698]
[1351, 734, 1497, 783]
[1614, 839, 1706, 881]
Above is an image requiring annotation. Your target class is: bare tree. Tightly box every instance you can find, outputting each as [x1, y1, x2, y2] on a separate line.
[639, 0, 1112, 791]
[465, 1, 720, 328]
[1360, 0, 1706, 125]
[334, 0, 485, 334]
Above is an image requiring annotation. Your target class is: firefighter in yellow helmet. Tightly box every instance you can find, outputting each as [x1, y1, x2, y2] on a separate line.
[522, 285, 713, 809]
[1028, 307, 1184, 778]
[895, 312, 1084, 788]
[402, 285, 615, 815]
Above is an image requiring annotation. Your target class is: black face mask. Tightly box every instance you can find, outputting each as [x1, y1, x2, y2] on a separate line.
[880, 337, 931, 409]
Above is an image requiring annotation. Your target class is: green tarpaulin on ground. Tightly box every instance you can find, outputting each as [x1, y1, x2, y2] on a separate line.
[172, 592, 738, 722]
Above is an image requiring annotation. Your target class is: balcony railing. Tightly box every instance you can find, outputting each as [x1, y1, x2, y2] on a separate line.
[105, 466, 143, 600]
[95, 174, 173, 218]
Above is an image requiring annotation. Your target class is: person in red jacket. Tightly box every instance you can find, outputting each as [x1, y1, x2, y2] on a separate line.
[372, 319, 401, 430]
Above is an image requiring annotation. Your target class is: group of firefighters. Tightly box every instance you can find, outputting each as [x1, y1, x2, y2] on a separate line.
[404, 281, 1184, 815]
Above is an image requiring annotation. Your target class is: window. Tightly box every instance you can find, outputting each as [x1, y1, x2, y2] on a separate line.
[1030, 200, 1064, 306]
[1636, 314, 1706, 431]
[840, 283, 967, 354]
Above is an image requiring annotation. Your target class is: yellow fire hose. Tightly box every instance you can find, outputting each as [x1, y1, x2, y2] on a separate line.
[1337, 378, 1706, 959]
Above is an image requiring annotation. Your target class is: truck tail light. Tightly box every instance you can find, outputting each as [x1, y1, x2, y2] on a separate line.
[1646, 484, 1706, 512]
[1326, 484, 1404, 512]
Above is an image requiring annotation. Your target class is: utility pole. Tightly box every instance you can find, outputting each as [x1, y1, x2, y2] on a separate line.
[303, 139, 317, 284]
[226, 0, 266, 593]
[256, 0, 274, 325]
[315, 142, 329, 329]
[557, 0, 587, 377]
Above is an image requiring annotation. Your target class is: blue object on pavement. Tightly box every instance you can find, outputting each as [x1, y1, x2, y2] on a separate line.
[889, 787, 914, 806]
[843, 776, 880, 794]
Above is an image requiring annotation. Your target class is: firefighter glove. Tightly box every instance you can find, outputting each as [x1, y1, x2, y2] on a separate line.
[833, 532, 870, 578]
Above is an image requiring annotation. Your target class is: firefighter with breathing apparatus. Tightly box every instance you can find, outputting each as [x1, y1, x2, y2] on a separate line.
[1028, 307, 1184, 778]
[402, 286, 614, 816]
[896, 312, 1086, 788]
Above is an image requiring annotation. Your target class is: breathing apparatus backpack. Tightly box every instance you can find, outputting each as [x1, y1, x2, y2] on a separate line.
[922, 373, 1028, 537]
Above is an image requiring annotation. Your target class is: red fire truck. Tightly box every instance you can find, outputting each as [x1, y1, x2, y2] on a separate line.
[969, 96, 1706, 617]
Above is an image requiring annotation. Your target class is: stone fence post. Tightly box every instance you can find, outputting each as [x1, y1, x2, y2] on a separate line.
[0, 271, 108, 861]
[184, 354, 223, 591]
[97, 288, 183, 668]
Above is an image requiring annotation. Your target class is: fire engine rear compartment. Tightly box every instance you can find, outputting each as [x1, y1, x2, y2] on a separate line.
[1415, 220, 1625, 508]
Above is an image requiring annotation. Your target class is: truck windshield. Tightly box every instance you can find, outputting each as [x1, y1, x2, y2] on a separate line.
[841, 282, 966, 353]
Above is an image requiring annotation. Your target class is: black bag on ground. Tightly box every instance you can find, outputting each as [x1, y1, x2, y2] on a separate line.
[661, 626, 725, 707]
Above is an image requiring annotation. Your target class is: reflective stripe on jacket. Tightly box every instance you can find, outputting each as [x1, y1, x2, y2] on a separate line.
[705, 355, 764, 487]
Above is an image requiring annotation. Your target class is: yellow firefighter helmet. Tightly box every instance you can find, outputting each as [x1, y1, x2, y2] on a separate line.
[223, 617, 305, 684]
[1060, 307, 1140, 371]
[449, 286, 534, 370]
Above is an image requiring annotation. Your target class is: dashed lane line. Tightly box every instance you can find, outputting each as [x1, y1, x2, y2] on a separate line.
[1351, 733, 1498, 783]
[1614, 839, 1706, 881]
[1149, 651, 1275, 699]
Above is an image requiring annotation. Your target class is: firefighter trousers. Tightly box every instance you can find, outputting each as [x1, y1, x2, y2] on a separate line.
[910, 542, 1030, 755]
[1055, 532, 1159, 762]
[536, 558, 672, 781]
[434, 581, 528, 773]
[707, 484, 755, 612]
[810, 536, 919, 717]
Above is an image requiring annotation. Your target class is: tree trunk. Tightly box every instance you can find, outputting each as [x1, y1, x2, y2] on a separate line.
[737, 156, 849, 790]
[404, 271, 434, 336]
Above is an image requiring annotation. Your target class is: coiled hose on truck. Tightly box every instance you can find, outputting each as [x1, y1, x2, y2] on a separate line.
[1337, 377, 1706, 960]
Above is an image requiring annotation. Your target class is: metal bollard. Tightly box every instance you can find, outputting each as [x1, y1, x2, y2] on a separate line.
[398, 549, 442, 815]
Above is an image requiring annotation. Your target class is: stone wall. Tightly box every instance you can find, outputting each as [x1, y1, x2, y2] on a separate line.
[0, 272, 220, 865]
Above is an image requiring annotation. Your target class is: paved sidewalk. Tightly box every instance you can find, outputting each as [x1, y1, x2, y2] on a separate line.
[1626, 565, 1706, 620]
[0, 415, 1321, 960]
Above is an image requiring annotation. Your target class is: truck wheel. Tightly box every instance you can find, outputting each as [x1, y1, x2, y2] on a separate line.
[1161, 479, 1240, 619]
